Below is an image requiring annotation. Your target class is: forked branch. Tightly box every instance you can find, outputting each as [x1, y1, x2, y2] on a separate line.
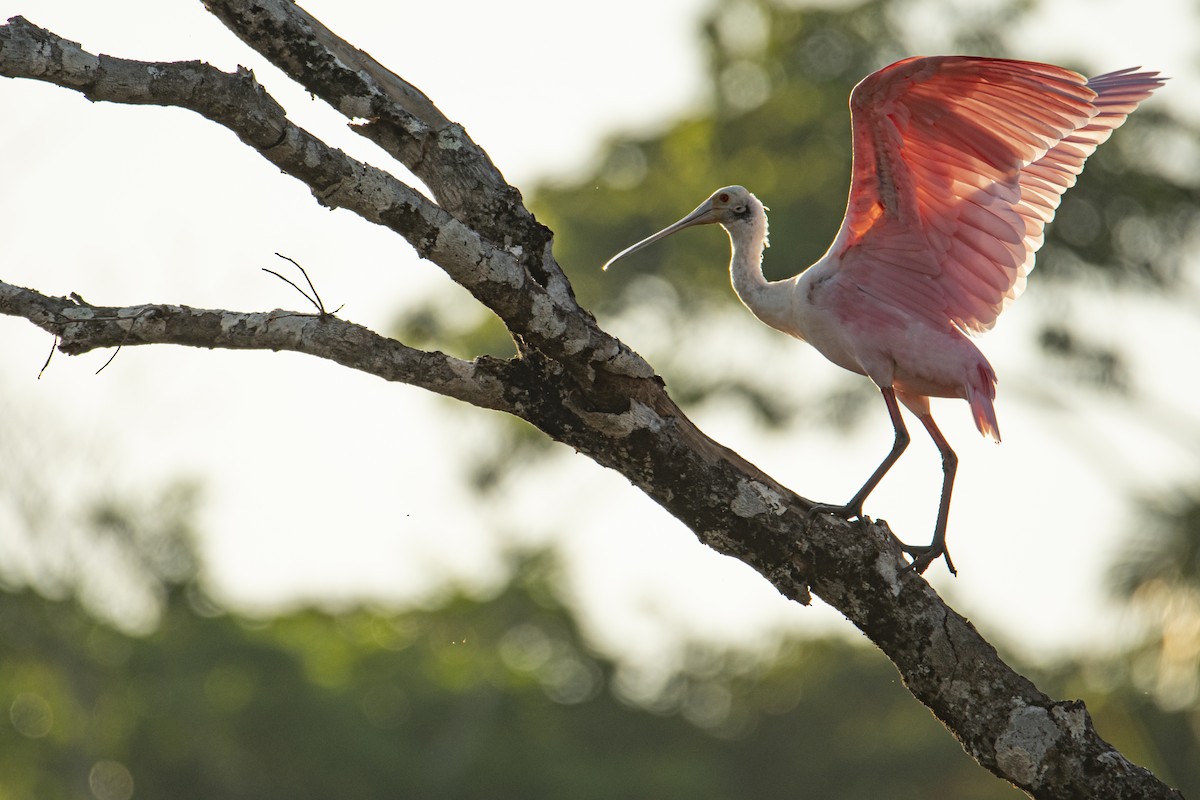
[0, 280, 516, 411]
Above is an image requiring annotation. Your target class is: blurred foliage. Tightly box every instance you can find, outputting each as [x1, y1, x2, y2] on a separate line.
[0, 473, 203, 636]
[1107, 488, 1200, 711]
[1, 549, 1195, 798]
[3, 478, 1198, 798]
[0, 526, 1001, 800]
[3, 471, 1199, 797]
[1036, 324, 1131, 394]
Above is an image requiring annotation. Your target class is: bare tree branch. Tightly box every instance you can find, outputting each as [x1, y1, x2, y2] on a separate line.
[201, 0, 565, 294]
[0, 8, 1183, 798]
[199, 3, 505, 197]
[0, 15, 628, 379]
[0, 280, 516, 411]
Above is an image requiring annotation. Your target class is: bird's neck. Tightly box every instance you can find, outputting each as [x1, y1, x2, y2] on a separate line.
[726, 212, 794, 335]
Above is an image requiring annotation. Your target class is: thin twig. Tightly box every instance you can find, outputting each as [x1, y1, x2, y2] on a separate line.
[37, 335, 57, 379]
[95, 309, 152, 375]
[284, 253, 325, 310]
[263, 253, 342, 317]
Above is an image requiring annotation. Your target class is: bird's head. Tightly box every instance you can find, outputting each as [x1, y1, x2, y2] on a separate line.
[602, 185, 765, 271]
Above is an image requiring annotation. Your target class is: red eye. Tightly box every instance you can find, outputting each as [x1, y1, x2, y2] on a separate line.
[719, 193, 730, 202]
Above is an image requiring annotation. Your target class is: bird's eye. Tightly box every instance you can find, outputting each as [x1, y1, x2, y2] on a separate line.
[719, 193, 730, 203]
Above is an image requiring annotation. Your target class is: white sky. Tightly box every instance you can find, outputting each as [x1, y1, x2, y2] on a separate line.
[2, 0, 1199, 674]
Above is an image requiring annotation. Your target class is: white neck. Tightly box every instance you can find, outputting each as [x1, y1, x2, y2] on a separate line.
[724, 202, 795, 336]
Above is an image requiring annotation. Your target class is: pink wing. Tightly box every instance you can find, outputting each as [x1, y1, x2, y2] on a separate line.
[829, 57, 1165, 333]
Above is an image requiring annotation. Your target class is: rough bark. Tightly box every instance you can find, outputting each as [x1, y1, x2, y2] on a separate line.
[0, 7, 1183, 798]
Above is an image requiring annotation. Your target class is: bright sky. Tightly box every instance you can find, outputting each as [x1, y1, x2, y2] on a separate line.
[2, 0, 1198, 677]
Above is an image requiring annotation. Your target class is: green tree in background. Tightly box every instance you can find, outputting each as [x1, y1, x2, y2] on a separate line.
[3, 494, 1198, 798]
[1108, 489, 1200, 710]
[0, 486, 1023, 800]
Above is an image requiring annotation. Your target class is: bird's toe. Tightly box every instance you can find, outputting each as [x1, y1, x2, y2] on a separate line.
[899, 541, 957, 576]
[807, 501, 867, 526]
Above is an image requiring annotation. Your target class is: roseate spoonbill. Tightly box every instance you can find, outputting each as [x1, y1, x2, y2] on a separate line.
[603, 56, 1164, 574]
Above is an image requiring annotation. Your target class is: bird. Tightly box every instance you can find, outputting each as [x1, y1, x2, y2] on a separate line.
[602, 56, 1164, 574]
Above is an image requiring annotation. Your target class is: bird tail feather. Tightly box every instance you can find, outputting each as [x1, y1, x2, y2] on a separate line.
[968, 363, 1001, 442]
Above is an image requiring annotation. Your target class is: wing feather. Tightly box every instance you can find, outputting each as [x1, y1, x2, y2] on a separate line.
[829, 56, 1164, 333]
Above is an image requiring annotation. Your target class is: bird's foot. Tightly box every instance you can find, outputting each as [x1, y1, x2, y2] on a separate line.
[806, 501, 868, 527]
[899, 540, 957, 576]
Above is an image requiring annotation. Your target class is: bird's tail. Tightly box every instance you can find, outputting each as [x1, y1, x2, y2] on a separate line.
[967, 362, 1001, 442]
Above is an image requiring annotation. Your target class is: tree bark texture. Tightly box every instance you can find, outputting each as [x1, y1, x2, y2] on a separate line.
[0, 6, 1183, 798]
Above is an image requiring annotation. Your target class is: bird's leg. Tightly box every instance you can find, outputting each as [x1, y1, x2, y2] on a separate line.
[899, 412, 958, 576]
[808, 386, 909, 524]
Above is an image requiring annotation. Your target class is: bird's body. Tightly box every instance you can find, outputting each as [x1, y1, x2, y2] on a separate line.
[604, 56, 1164, 573]
[731, 215, 1001, 437]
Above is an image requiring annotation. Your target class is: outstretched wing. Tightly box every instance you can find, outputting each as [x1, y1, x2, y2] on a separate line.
[829, 56, 1164, 333]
